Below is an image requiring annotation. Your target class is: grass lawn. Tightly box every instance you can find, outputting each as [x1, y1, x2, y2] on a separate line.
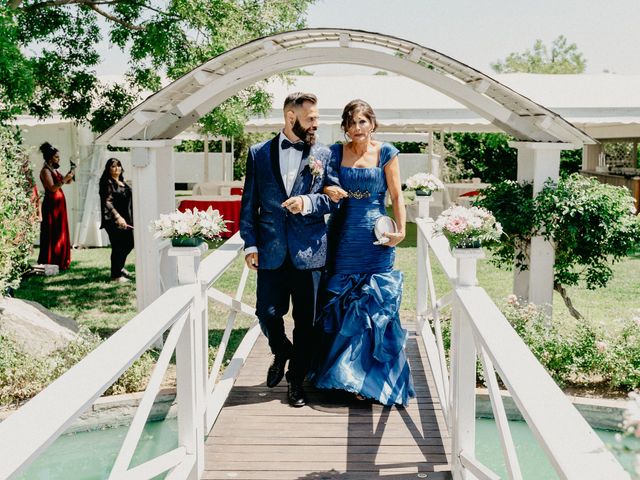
[399, 221, 640, 330]
[17, 232, 640, 339]
[7, 232, 637, 402]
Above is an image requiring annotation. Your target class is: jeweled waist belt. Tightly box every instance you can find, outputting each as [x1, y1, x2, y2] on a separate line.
[346, 190, 385, 200]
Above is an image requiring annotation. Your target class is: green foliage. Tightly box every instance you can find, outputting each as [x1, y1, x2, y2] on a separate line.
[559, 148, 583, 177]
[232, 131, 276, 180]
[0, 8, 34, 121]
[535, 174, 640, 290]
[440, 300, 640, 391]
[0, 328, 154, 406]
[478, 174, 640, 308]
[606, 318, 640, 390]
[441, 133, 583, 183]
[476, 180, 535, 270]
[492, 35, 586, 74]
[1, 0, 314, 133]
[443, 133, 516, 183]
[502, 300, 607, 386]
[0, 125, 37, 294]
[391, 141, 426, 154]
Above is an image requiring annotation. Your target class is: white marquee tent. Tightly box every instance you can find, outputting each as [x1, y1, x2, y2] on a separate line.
[17, 72, 640, 250]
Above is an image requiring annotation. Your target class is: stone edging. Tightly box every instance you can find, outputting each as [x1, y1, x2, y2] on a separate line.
[476, 388, 627, 431]
[0, 387, 628, 433]
[0, 388, 178, 434]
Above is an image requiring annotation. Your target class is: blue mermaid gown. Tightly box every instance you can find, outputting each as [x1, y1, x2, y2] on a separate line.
[313, 143, 416, 407]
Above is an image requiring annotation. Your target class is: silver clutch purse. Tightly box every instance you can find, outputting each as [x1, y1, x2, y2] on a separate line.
[373, 215, 397, 245]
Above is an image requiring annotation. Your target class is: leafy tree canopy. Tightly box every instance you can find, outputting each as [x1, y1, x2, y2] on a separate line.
[0, 0, 315, 134]
[492, 35, 586, 74]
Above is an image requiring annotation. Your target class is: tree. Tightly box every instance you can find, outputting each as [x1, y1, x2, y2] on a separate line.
[0, 0, 315, 135]
[441, 132, 581, 183]
[0, 126, 38, 295]
[492, 35, 586, 74]
[478, 175, 640, 319]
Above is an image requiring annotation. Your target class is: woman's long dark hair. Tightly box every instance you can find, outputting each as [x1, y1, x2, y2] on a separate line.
[99, 158, 125, 195]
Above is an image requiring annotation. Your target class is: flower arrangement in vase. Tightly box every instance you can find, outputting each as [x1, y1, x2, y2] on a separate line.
[152, 207, 229, 247]
[405, 172, 445, 196]
[435, 205, 502, 249]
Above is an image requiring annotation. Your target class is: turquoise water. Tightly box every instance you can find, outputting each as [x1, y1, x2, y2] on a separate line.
[476, 418, 640, 479]
[18, 419, 179, 480]
[17, 417, 639, 479]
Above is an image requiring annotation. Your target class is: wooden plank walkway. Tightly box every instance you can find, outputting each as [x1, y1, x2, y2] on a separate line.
[204, 328, 452, 480]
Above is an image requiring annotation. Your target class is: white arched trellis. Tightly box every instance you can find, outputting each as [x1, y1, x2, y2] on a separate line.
[96, 28, 595, 313]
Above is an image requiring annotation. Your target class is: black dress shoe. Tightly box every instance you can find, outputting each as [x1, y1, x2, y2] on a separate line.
[266, 354, 289, 388]
[287, 381, 307, 407]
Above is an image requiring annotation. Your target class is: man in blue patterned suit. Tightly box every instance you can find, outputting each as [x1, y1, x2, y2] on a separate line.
[240, 92, 336, 407]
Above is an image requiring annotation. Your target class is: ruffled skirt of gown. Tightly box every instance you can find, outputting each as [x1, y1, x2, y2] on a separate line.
[313, 270, 416, 407]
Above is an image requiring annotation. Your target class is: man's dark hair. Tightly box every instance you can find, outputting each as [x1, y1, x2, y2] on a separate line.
[283, 92, 317, 111]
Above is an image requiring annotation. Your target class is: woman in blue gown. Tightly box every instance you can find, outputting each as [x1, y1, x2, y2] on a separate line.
[312, 99, 416, 407]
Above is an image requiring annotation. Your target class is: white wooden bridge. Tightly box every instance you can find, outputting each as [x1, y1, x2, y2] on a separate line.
[0, 28, 632, 480]
[0, 212, 629, 479]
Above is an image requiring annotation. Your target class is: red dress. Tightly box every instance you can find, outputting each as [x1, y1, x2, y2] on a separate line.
[38, 168, 71, 270]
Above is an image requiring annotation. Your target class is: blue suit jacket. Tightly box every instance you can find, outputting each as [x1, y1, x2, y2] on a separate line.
[240, 135, 337, 270]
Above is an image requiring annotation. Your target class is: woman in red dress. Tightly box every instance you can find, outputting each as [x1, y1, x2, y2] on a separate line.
[38, 142, 74, 270]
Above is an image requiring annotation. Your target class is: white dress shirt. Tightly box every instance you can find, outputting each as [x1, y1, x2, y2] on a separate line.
[244, 132, 312, 256]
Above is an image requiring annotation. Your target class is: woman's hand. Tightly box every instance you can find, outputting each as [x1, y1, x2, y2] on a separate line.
[323, 185, 348, 203]
[382, 231, 405, 247]
[63, 172, 74, 184]
[116, 217, 128, 229]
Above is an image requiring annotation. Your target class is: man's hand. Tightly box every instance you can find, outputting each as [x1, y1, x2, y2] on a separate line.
[245, 252, 259, 270]
[282, 196, 303, 214]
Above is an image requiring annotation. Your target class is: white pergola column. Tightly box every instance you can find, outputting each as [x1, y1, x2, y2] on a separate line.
[119, 140, 179, 311]
[509, 141, 578, 314]
[156, 145, 178, 292]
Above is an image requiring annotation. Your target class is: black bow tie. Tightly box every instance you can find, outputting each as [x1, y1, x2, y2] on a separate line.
[281, 138, 305, 151]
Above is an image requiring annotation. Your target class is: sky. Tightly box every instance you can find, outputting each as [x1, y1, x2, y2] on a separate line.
[96, 0, 640, 76]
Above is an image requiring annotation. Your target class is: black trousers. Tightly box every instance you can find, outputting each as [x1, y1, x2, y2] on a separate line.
[105, 225, 134, 278]
[256, 255, 322, 385]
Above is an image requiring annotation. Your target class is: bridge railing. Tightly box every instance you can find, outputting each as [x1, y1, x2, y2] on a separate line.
[0, 232, 258, 479]
[414, 215, 629, 480]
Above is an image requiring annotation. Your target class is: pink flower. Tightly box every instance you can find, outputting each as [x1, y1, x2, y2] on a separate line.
[507, 294, 518, 305]
[308, 156, 324, 177]
[596, 341, 607, 353]
[446, 217, 468, 234]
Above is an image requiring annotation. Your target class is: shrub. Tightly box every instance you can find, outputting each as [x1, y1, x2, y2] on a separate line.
[437, 299, 640, 391]
[477, 174, 640, 319]
[605, 318, 640, 391]
[0, 126, 38, 295]
[0, 329, 154, 406]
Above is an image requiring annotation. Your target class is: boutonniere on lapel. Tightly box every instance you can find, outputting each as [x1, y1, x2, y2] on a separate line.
[308, 155, 324, 178]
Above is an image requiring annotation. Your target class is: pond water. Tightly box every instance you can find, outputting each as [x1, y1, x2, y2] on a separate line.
[17, 417, 640, 479]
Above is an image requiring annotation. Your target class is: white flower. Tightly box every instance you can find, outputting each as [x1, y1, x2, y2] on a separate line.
[405, 172, 445, 192]
[308, 155, 324, 177]
[434, 205, 502, 248]
[150, 208, 229, 241]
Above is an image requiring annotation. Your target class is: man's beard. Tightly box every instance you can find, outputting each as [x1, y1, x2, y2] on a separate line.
[292, 118, 316, 146]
